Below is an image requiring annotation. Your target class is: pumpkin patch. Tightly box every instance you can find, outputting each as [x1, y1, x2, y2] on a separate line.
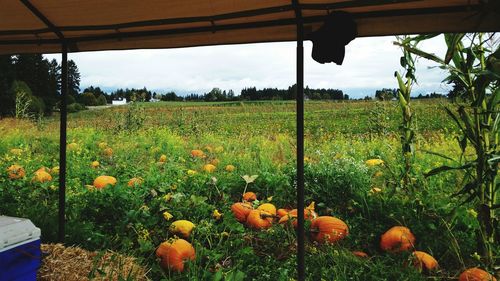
[1, 99, 493, 280]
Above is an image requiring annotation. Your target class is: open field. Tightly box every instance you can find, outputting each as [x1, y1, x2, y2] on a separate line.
[0, 100, 495, 280]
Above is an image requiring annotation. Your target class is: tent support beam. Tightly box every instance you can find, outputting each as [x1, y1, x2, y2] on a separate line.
[58, 42, 68, 243]
[292, 0, 305, 280]
[19, 0, 65, 40]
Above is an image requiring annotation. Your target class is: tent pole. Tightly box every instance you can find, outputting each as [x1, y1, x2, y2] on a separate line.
[294, 4, 305, 281]
[58, 42, 68, 242]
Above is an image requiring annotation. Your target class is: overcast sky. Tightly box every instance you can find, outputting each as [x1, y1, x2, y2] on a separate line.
[45, 35, 450, 99]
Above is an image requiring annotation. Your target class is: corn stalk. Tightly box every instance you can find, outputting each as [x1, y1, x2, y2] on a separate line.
[398, 33, 499, 266]
[394, 35, 420, 190]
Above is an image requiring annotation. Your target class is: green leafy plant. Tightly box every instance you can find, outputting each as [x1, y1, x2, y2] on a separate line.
[398, 33, 499, 265]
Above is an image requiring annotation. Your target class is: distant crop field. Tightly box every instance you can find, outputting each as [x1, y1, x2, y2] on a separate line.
[0, 100, 486, 280]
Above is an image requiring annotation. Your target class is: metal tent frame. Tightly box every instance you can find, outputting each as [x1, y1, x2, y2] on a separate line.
[2, 1, 499, 280]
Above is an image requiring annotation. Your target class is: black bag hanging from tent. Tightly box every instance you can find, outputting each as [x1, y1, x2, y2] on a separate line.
[311, 11, 357, 65]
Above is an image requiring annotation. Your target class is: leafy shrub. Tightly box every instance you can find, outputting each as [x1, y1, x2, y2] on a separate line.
[67, 102, 86, 113]
[96, 94, 107, 105]
[304, 157, 370, 214]
[80, 92, 98, 106]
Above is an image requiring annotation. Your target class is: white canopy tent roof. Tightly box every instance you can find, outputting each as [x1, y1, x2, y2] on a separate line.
[0, 0, 499, 54]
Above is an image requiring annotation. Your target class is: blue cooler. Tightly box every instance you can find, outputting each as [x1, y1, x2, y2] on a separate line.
[0, 216, 41, 281]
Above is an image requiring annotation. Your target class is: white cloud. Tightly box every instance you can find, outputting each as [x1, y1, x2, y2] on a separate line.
[45, 35, 450, 98]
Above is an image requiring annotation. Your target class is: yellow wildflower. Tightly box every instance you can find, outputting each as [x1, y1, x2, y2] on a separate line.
[306, 201, 315, 211]
[163, 211, 173, 221]
[98, 142, 107, 149]
[67, 142, 79, 151]
[225, 165, 235, 172]
[9, 148, 22, 155]
[365, 159, 384, 166]
[213, 209, 222, 220]
[50, 166, 59, 175]
[139, 228, 150, 240]
[467, 209, 478, 218]
[163, 193, 173, 202]
[91, 161, 100, 168]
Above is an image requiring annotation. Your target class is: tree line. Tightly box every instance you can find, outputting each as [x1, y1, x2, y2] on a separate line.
[0, 53, 454, 117]
[157, 85, 348, 102]
[0, 54, 81, 116]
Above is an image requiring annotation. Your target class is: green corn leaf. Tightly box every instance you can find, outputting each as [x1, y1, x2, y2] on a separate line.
[443, 106, 465, 132]
[452, 181, 477, 198]
[424, 163, 474, 177]
[398, 44, 445, 65]
[458, 106, 478, 145]
[420, 149, 458, 162]
[395, 71, 406, 93]
[444, 33, 465, 64]
[398, 92, 407, 109]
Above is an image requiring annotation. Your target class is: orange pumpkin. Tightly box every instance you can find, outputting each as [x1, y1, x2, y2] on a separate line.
[159, 154, 167, 162]
[277, 209, 290, 218]
[380, 226, 415, 252]
[310, 216, 348, 244]
[242, 192, 257, 202]
[411, 251, 438, 271]
[156, 238, 196, 272]
[352, 251, 369, 258]
[246, 210, 273, 229]
[257, 203, 277, 216]
[7, 164, 25, 179]
[127, 177, 143, 187]
[32, 170, 52, 183]
[36, 167, 50, 173]
[278, 208, 318, 228]
[93, 175, 117, 189]
[202, 164, 216, 173]
[459, 268, 497, 281]
[231, 202, 253, 223]
[103, 147, 113, 157]
[190, 149, 205, 158]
